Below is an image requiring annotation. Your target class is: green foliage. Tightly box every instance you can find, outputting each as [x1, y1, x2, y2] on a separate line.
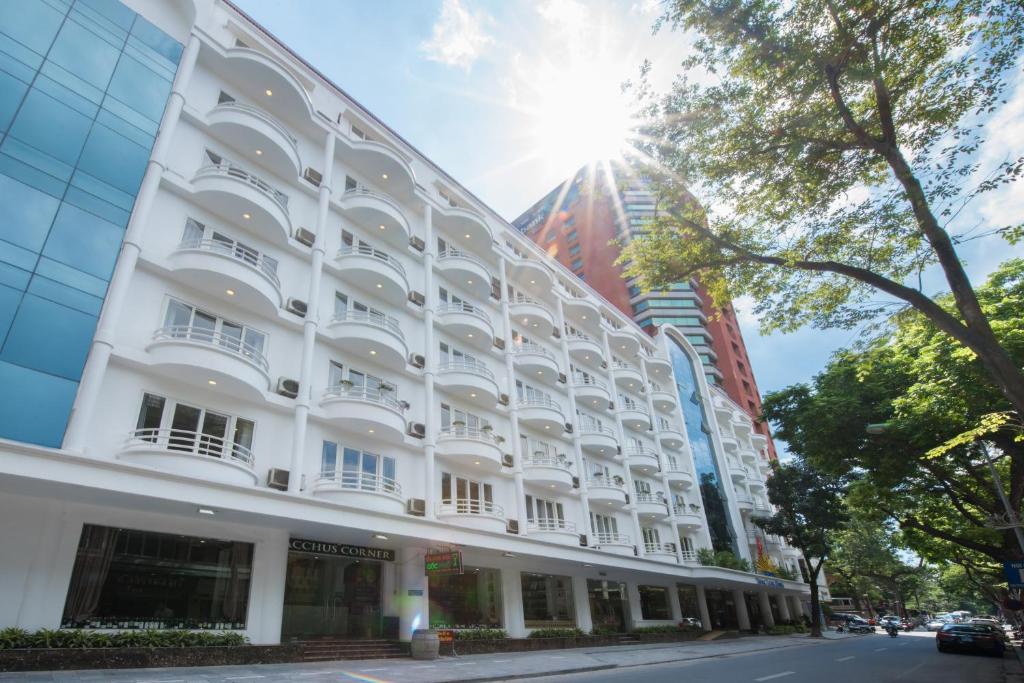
[765, 624, 807, 635]
[696, 548, 752, 572]
[453, 628, 507, 640]
[632, 625, 695, 634]
[774, 564, 797, 582]
[589, 625, 622, 636]
[527, 628, 585, 638]
[0, 629, 249, 650]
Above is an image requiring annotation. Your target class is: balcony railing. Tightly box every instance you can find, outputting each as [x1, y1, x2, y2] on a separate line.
[516, 394, 561, 411]
[593, 532, 631, 545]
[125, 428, 254, 468]
[523, 452, 573, 470]
[623, 446, 658, 459]
[573, 374, 607, 389]
[317, 469, 402, 498]
[438, 358, 494, 379]
[735, 493, 754, 506]
[612, 360, 635, 371]
[578, 421, 615, 435]
[438, 425, 500, 444]
[566, 330, 595, 342]
[195, 161, 288, 210]
[323, 384, 402, 410]
[436, 301, 490, 322]
[680, 549, 698, 563]
[634, 492, 667, 506]
[619, 398, 646, 412]
[509, 293, 543, 306]
[177, 237, 280, 288]
[529, 518, 577, 533]
[331, 309, 403, 338]
[439, 498, 504, 517]
[213, 101, 297, 144]
[152, 325, 269, 372]
[341, 186, 404, 214]
[587, 476, 626, 489]
[438, 247, 488, 269]
[337, 243, 407, 277]
[673, 504, 702, 517]
[644, 542, 677, 555]
[513, 341, 555, 359]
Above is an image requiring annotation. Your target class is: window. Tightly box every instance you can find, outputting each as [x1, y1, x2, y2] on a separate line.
[525, 495, 567, 530]
[181, 219, 278, 280]
[162, 299, 266, 363]
[545, 231, 557, 243]
[441, 471, 494, 514]
[134, 392, 255, 463]
[440, 402, 490, 432]
[642, 527, 661, 546]
[351, 125, 367, 140]
[345, 175, 358, 191]
[515, 379, 553, 405]
[320, 440, 397, 492]
[568, 244, 581, 256]
[62, 524, 253, 630]
[638, 585, 671, 620]
[429, 567, 502, 629]
[334, 291, 392, 328]
[566, 229, 577, 242]
[628, 285, 642, 298]
[590, 512, 619, 538]
[570, 258, 583, 271]
[439, 341, 484, 371]
[521, 573, 575, 627]
[326, 362, 397, 402]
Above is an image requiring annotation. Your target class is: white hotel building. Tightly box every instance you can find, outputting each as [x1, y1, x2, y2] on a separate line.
[0, 0, 816, 646]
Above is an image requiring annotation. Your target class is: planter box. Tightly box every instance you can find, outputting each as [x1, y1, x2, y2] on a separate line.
[0, 644, 302, 672]
[442, 631, 701, 655]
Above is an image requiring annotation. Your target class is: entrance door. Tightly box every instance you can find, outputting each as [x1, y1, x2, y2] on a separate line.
[281, 553, 382, 640]
[587, 580, 628, 633]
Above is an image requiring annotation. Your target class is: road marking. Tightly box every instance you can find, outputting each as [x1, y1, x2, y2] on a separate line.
[410, 665, 436, 669]
[549, 655, 567, 659]
[837, 655, 856, 661]
[493, 659, 512, 663]
[358, 669, 388, 673]
[454, 662, 475, 666]
[136, 680, 185, 682]
[225, 678, 265, 681]
[874, 647, 887, 652]
[755, 673, 795, 681]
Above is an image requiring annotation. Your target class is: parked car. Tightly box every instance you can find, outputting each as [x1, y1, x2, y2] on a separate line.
[926, 619, 948, 632]
[936, 623, 1006, 656]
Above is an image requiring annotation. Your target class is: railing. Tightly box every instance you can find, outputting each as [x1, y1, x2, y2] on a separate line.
[623, 446, 658, 460]
[735, 493, 755, 506]
[634, 492, 667, 506]
[680, 549, 698, 563]
[673, 504, 702, 517]
[195, 161, 288, 210]
[517, 394, 562, 411]
[613, 361, 639, 374]
[565, 331, 595, 342]
[644, 542, 676, 555]
[317, 470, 402, 498]
[341, 186, 404, 214]
[513, 341, 555, 360]
[323, 384, 402, 411]
[177, 237, 280, 288]
[523, 452, 573, 470]
[593, 532, 631, 545]
[331, 309, 404, 338]
[578, 421, 615, 435]
[509, 293, 543, 306]
[213, 101, 297, 144]
[439, 498, 504, 517]
[572, 374, 607, 390]
[664, 459, 691, 475]
[587, 476, 626, 489]
[152, 325, 269, 372]
[529, 518, 577, 533]
[337, 244, 407, 277]
[619, 399, 646, 413]
[438, 358, 494, 379]
[436, 301, 490, 323]
[124, 428, 254, 468]
[438, 247, 488, 269]
[438, 426, 500, 444]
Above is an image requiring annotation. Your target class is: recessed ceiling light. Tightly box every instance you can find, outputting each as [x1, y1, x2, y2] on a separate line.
[550, 484, 556, 488]
[242, 213, 251, 220]
[265, 89, 273, 96]
[376, 283, 383, 288]
[368, 429, 375, 434]
[581, 315, 587, 319]
[475, 460, 481, 465]
[583, 563, 593, 567]
[470, 392, 477, 398]
[225, 289, 235, 296]
[373, 533, 388, 540]
[207, 379, 217, 385]
[467, 280, 473, 285]
[503, 552, 516, 558]
[545, 425, 550, 429]
[467, 333, 473, 338]
[537, 371, 543, 375]
[381, 173, 388, 180]
[379, 224, 386, 230]
[370, 350, 377, 355]
[198, 507, 215, 515]
[465, 234, 471, 239]
[523, 318, 528, 323]
[255, 149, 263, 156]
[530, 280, 536, 284]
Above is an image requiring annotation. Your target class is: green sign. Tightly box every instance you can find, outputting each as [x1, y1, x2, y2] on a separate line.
[425, 550, 463, 575]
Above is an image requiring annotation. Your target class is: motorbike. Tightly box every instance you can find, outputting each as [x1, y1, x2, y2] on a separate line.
[885, 625, 898, 638]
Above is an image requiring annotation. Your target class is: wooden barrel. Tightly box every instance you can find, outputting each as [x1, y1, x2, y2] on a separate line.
[411, 629, 440, 660]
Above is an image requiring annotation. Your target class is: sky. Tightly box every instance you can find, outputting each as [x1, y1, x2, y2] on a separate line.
[234, 0, 1023, 447]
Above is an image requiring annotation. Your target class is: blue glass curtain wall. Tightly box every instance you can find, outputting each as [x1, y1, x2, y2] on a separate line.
[0, 0, 182, 446]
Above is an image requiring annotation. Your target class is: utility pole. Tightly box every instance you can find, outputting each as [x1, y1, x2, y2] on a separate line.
[980, 441, 1024, 557]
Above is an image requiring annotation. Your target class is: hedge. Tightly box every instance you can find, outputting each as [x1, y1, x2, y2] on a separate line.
[453, 628, 507, 640]
[528, 628, 586, 638]
[0, 628, 248, 650]
[632, 624, 701, 634]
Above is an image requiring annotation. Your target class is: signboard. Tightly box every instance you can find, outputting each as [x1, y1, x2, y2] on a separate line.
[288, 538, 395, 562]
[756, 577, 785, 589]
[1003, 561, 1024, 588]
[425, 550, 463, 575]
[408, 589, 424, 597]
[438, 629, 455, 643]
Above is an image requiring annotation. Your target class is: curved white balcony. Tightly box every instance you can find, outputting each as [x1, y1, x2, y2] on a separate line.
[335, 244, 409, 306]
[342, 136, 418, 204]
[751, 432, 769, 451]
[566, 333, 602, 363]
[611, 361, 643, 392]
[572, 374, 610, 411]
[665, 466, 695, 489]
[435, 204, 494, 255]
[222, 47, 314, 129]
[592, 532, 634, 555]
[586, 478, 629, 507]
[146, 326, 269, 400]
[728, 461, 747, 481]
[207, 102, 300, 179]
[719, 434, 739, 452]
[325, 310, 407, 367]
[740, 447, 759, 464]
[527, 518, 579, 545]
[312, 470, 404, 515]
[625, 447, 660, 472]
[435, 359, 500, 408]
[562, 293, 601, 328]
[337, 188, 411, 249]
[634, 493, 670, 519]
[732, 415, 754, 437]
[436, 248, 492, 300]
[168, 238, 282, 317]
[651, 389, 677, 413]
[436, 426, 505, 473]
[644, 542, 679, 562]
[437, 498, 506, 533]
[619, 404, 651, 432]
[608, 328, 641, 357]
[522, 453, 575, 492]
[672, 506, 705, 528]
[320, 384, 406, 443]
[512, 341, 560, 383]
[435, 302, 494, 349]
[509, 294, 554, 333]
[751, 503, 773, 519]
[643, 354, 673, 382]
[748, 478, 766, 492]
[735, 493, 754, 511]
[680, 549, 699, 564]
[191, 162, 290, 246]
[578, 422, 618, 455]
[118, 428, 258, 487]
[658, 427, 686, 450]
[508, 255, 553, 295]
[516, 395, 565, 432]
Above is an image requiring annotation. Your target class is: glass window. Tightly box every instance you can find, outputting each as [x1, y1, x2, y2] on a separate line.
[8, 86, 95, 168]
[0, 172, 61, 253]
[1, 294, 96, 380]
[0, 0, 65, 56]
[46, 18, 121, 93]
[105, 54, 173, 125]
[639, 585, 671, 620]
[0, 359, 78, 447]
[62, 524, 253, 629]
[0, 71, 29, 134]
[76, 120, 150, 195]
[429, 567, 502, 629]
[521, 572, 575, 627]
[41, 202, 124, 280]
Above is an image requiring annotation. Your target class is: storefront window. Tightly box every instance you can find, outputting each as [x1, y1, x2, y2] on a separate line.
[62, 524, 253, 629]
[428, 567, 502, 628]
[677, 584, 701, 621]
[521, 572, 575, 627]
[639, 585, 671, 620]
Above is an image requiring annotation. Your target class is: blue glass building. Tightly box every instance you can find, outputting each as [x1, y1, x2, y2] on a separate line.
[0, 0, 181, 446]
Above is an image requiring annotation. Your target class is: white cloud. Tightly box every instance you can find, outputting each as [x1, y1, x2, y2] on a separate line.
[420, 0, 494, 71]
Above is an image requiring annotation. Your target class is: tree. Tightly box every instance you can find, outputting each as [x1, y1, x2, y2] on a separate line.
[620, 0, 1024, 417]
[756, 459, 847, 636]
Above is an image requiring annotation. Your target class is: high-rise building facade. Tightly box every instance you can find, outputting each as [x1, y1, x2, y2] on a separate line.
[0, 0, 811, 646]
[513, 164, 777, 459]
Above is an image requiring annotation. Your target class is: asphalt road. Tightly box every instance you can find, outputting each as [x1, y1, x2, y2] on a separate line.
[519, 631, 1007, 683]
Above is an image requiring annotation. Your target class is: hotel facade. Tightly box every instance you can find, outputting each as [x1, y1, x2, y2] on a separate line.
[0, 0, 815, 646]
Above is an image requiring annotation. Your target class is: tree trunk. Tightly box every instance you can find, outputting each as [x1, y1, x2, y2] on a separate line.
[809, 568, 823, 638]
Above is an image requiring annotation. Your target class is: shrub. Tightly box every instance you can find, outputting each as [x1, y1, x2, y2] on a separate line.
[0, 629, 249, 650]
[453, 628, 507, 640]
[632, 625, 683, 634]
[528, 627, 585, 638]
[590, 625, 621, 636]
[697, 549, 752, 572]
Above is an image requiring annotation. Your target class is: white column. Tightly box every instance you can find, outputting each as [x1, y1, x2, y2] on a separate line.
[555, 297, 591, 536]
[502, 567, 526, 637]
[248, 530, 289, 644]
[777, 593, 791, 622]
[571, 575, 593, 633]
[733, 589, 751, 631]
[641, 357, 683, 564]
[398, 547, 429, 640]
[758, 591, 775, 628]
[668, 584, 683, 622]
[287, 131, 335, 492]
[63, 34, 202, 451]
[422, 205, 438, 518]
[499, 258, 528, 534]
[626, 582, 644, 628]
[695, 585, 713, 632]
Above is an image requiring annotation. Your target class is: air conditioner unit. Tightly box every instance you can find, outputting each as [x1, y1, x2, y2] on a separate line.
[498, 393, 509, 406]
[552, 327, 561, 339]
[579, 534, 588, 547]
[609, 401, 616, 411]
[409, 353, 426, 369]
[633, 545, 639, 556]
[493, 337, 505, 351]
[601, 361, 608, 369]
[286, 298, 308, 317]
[408, 291, 425, 307]
[501, 453, 514, 468]
[557, 372, 567, 384]
[624, 493, 630, 505]
[572, 476, 580, 489]
[616, 445, 622, 455]
[276, 377, 299, 398]
[407, 422, 426, 438]
[666, 542, 677, 553]
[563, 422, 573, 434]
[303, 167, 323, 187]
[267, 468, 289, 491]
[409, 236, 425, 252]
[406, 498, 426, 516]
[294, 227, 316, 247]
[506, 519, 519, 535]
[490, 277, 502, 300]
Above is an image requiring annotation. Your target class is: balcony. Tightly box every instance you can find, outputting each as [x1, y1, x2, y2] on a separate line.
[658, 425, 686, 450]
[325, 310, 407, 367]
[572, 374, 610, 411]
[565, 332, 602, 362]
[436, 248, 492, 300]
[118, 428, 258, 487]
[437, 498, 506, 533]
[516, 395, 565, 432]
[719, 434, 739, 452]
[592, 532, 634, 556]
[319, 384, 406, 443]
[650, 388, 677, 413]
[740, 447, 759, 464]
[168, 237, 282, 317]
[191, 161, 290, 245]
[732, 414, 754, 437]
[664, 463, 695, 488]
[672, 506, 704, 528]
[751, 503, 773, 518]
[435, 359, 500, 408]
[522, 452, 575, 492]
[507, 254, 553, 295]
[435, 203, 494, 255]
[206, 101, 300, 179]
[748, 478, 766, 492]
[680, 549, 699, 564]
[642, 354, 673, 383]
[146, 326, 270, 400]
[735, 492, 754, 511]
[608, 328, 641, 358]
[312, 470, 403, 514]
[577, 422, 618, 455]
[644, 542, 679, 562]
[436, 426, 504, 473]
[509, 294, 554, 333]
[625, 447, 660, 473]
[527, 518, 579, 545]
[586, 477, 629, 507]
[562, 291, 601, 328]
[435, 302, 494, 349]
[619, 402, 651, 432]
[728, 460, 747, 482]
[335, 244, 409, 306]
[611, 361, 643, 391]
[337, 187, 411, 249]
[634, 492, 670, 519]
[512, 341, 560, 383]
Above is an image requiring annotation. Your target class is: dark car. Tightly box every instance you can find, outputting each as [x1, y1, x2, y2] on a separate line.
[936, 623, 1005, 656]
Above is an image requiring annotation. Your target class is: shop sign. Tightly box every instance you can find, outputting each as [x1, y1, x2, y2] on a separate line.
[756, 577, 784, 589]
[408, 589, 424, 596]
[1004, 561, 1024, 588]
[438, 629, 455, 643]
[288, 538, 395, 562]
[425, 550, 463, 575]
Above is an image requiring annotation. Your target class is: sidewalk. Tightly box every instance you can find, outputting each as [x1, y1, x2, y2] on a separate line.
[0, 634, 851, 683]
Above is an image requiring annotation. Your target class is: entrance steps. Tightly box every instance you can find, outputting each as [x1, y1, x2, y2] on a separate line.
[616, 634, 641, 644]
[300, 639, 408, 661]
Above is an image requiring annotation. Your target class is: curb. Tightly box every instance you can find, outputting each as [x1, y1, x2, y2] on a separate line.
[439, 664, 618, 683]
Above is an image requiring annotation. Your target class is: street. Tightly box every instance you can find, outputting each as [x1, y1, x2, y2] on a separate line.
[519, 632, 1006, 683]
